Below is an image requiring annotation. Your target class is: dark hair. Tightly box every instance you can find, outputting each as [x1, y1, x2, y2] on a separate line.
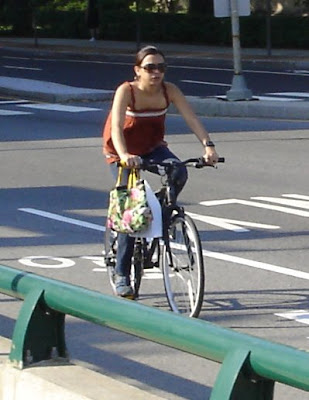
[135, 46, 165, 66]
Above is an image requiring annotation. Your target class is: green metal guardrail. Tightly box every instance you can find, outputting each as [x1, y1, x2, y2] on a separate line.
[0, 264, 308, 400]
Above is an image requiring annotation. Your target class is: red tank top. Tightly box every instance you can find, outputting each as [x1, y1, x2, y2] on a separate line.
[102, 82, 169, 164]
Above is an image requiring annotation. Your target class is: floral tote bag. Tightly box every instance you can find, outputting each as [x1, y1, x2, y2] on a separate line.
[107, 167, 153, 234]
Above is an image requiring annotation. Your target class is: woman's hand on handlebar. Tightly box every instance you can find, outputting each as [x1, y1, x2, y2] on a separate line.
[120, 153, 142, 168]
[203, 146, 219, 166]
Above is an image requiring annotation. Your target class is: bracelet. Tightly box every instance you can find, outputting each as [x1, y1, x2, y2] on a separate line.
[205, 141, 215, 147]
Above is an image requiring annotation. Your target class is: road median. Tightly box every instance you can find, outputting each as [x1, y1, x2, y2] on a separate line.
[1, 77, 308, 120]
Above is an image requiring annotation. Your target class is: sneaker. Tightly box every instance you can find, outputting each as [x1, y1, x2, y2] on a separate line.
[115, 275, 134, 299]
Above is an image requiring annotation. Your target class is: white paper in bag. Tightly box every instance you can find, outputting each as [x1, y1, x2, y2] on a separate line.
[130, 180, 162, 239]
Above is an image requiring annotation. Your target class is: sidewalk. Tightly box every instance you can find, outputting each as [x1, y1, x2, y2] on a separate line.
[1, 37, 309, 119]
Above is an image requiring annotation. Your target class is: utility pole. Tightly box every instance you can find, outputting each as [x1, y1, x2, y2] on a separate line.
[226, 0, 252, 100]
[136, 0, 141, 51]
[266, 0, 272, 56]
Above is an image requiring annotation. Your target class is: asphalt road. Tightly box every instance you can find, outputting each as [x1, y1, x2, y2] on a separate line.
[1, 101, 309, 399]
[1, 47, 309, 99]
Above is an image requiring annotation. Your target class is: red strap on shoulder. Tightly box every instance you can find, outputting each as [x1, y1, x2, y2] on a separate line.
[128, 82, 136, 110]
[162, 82, 170, 108]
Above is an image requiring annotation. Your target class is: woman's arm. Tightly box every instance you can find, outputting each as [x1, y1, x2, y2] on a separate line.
[111, 83, 141, 167]
[167, 82, 219, 163]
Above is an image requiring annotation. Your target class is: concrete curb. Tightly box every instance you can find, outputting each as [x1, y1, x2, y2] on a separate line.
[0, 337, 166, 400]
[184, 97, 309, 120]
[0, 77, 113, 103]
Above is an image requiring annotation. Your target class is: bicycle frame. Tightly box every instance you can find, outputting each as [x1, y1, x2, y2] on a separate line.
[136, 164, 187, 274]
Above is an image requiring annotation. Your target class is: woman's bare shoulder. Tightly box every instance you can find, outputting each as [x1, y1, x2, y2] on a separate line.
[164, 81, 177, 90]
[113, 81, 133, 105]
[115, 81, 132, 93]
[164, 81, 182, 100]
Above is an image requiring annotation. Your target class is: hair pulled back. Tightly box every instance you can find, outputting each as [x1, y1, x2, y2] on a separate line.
[135, 46, 165, 66]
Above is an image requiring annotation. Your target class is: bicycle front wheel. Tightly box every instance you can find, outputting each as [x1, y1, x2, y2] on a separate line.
[162, 213, 205, 318]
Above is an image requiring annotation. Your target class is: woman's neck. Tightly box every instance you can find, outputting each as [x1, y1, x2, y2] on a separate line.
[136, 81, 162, 94]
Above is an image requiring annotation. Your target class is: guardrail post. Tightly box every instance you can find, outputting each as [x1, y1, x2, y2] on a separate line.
[210, 348, 274, 400]
[9, 288, 68, 369]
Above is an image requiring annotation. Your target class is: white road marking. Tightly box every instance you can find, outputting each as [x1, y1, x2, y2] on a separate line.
[203, 249, 309, 280]
[85, 257, 163, 278]
[18, 207, 309, 281]
[187, 212, 279, 232]
[0, 100, 31, 105]
[2, 56, 31, 60]
[254, 96, 302, 102]
[18, 104, 101, 112]
[200, 198, 309, 217]
[201, 199, 244, 206]
[293, 70, 309, 74]
[251, 196, 309, 209]
[181, 79, 231, 87]
[0, 110, 32, 116]
[216, 95, 302, 102]
[81, 256, 106, 267]
[275, 310, 309, 326]
[143, 267, 163, 280]
[81, 256, 106, 272]
[267, 92, 309, 98]
[19, 208, 105, 231]
[282, 194, 309, 201]
[4, 65, 42, 71]
[19, 255, 75, 268]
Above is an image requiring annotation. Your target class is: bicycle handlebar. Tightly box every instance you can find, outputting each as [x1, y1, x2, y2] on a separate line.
[117, 157, 225, 170]
[140, 157, 225, 170]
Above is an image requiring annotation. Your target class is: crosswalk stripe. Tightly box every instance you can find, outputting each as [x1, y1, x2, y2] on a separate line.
[254, 95, 302, 102]
[282, 194, 309, 201]
[4, 65, 42, 71]
[266, 92, 309, 98]
[216, 95, 302, 102]
[0, 110, 32, 116]
[18, 103, 102, 112]
[0, 100, 31, 105]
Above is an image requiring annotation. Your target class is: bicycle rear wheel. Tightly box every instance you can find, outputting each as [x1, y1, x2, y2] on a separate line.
[133, 239, 145, 298]
[103, 225, 118, 293]
[162, 213, 205, 318]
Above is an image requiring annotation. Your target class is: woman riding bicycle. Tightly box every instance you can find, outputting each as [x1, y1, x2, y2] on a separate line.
[103, 45, 219, 298]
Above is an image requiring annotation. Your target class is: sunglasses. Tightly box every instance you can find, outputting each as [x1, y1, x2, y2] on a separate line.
[140, 63, 167, 73]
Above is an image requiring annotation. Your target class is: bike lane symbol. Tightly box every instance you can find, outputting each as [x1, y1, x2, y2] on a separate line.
[19, 256, 75, 269]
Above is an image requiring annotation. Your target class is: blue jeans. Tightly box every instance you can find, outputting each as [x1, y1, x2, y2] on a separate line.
[109, 146, 188, 281]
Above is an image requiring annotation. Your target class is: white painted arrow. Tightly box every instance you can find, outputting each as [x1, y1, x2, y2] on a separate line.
[187, 212, 279, 232]
[282, 194, 309, 201]
[251, 196, 309, 209]
[200, 198, 309, 217]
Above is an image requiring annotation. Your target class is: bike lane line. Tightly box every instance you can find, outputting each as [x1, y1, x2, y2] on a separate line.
[18, 207, 309, 281]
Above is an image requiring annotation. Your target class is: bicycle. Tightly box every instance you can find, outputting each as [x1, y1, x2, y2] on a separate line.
[103, 156, 224, 318]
